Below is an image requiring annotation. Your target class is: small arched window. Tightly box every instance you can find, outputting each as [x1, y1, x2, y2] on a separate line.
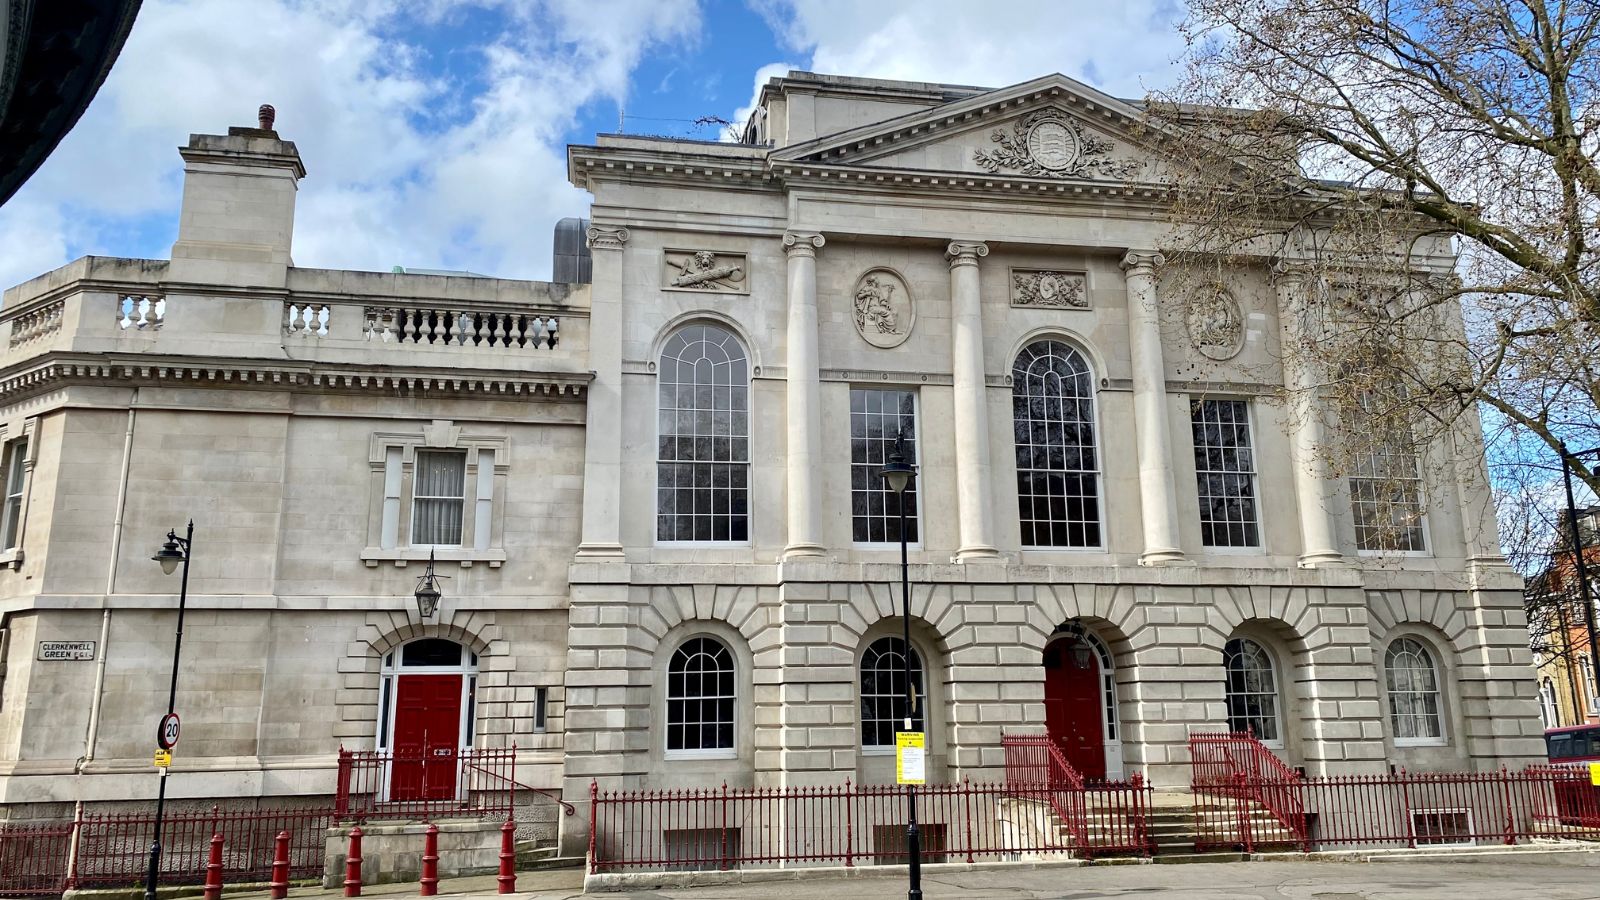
[657, 324, 750, 542]
[1223, 638, 1281, 744]
[666, 637, 736, 753]
[861, 636, 925, 748]
[1011, 340, 1100, 548]
[1541, 677, 1560, 729]
[1385, 637, 1444, 743]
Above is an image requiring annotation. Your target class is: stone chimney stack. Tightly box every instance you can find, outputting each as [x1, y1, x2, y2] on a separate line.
[169, 104, 305, 288]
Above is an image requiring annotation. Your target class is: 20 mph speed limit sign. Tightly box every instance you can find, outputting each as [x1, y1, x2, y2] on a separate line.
[157, 713, 181, 750]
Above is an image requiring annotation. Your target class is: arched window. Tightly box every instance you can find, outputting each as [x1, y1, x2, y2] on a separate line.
[861, 636, 925, 747]
[1223, 638, 1281, 744]
[1012, 340, 1100, 548]
[1385, 637, 1444, 743]
[666, 637, 736, 753]
[657, 324, 750, 542]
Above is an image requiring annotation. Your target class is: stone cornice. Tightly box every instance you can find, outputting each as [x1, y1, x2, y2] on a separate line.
[0, 353, 591, 406]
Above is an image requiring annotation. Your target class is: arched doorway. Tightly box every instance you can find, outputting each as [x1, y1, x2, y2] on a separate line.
[377, 638, 478, 801]
[1043, 624, 1120, 780]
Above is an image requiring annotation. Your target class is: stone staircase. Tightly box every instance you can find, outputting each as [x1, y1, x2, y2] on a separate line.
[1056, 789, 1302, 864]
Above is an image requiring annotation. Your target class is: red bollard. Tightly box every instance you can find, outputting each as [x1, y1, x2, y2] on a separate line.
[269, 830, 290, 900]
[344, 827, 364, 898]
[419, 824, 439, 897]
[203, 833, 224, 900]
[497, 819, 516, 894]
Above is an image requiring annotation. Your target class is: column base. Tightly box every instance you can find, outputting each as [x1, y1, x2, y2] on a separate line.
[953, 545, 1002, 563]
[1296, 550, 1349, 568]
[573, 542, 626, 561]
[1137, 549, 1192, 567]
[780, 542, 827, 561]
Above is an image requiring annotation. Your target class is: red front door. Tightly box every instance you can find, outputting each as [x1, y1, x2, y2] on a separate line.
[1044, 641, 1106, 779]
[390, 674, 463, 801]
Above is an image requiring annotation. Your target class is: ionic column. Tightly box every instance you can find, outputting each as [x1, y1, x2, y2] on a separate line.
[783, 230, 826, 559]
[1273, 264, 1345, 567]
[574, 225, 629, 559]
[947, 241, 1001, 562]
[1120, 250, 1187, 566]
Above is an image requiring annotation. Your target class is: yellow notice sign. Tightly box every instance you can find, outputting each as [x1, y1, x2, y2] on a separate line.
[896, 732, 926, 785]
[1589, 762, 1600, 786]
[153, 749, 172, 769]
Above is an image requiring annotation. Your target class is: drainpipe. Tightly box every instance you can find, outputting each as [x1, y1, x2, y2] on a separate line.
[79, 397, 138, 771]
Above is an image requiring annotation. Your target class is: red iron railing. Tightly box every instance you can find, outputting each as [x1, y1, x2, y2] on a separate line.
[0, 821, 73, 897]
[1188, 731, 1307, 848]
[336, 745, 570, 822]
[1188, 732, 1600, 852]
[1001, 735, 1151, 858]
[72, 806, 332, 889]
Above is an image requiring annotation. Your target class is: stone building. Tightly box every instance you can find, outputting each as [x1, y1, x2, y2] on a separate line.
[0, 70, 1541, 855]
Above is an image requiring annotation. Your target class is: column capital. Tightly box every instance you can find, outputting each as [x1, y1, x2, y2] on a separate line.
[782, 230, 825, 257]
[585, 225, 630, 251]
[1119, 249, 1165, 273]
[946, 241, 989, 268]
[1270, 258, 1313, 284]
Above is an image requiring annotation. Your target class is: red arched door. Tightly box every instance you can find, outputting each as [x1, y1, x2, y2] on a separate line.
[1044, 640, 1106, 779]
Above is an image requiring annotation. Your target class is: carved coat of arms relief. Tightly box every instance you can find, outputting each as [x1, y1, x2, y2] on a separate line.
[662, 249, 748, 293]
[974, 109, 1143, 180]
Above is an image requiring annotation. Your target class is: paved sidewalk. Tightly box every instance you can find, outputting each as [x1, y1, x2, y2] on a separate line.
[226, 855, 1600, 900]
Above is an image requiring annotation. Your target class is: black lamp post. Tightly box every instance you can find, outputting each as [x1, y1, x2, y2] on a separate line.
[1559, 446, 1600, 718]
[145, 521, 193, 900]
[878, 432, 921, 900]
[413, 550, 447, 619]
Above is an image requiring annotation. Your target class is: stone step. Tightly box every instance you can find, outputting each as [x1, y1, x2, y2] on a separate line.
[1153, 852, 1250, 865]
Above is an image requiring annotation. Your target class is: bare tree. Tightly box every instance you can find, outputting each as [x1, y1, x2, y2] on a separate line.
[1146, 0, 1600, 540]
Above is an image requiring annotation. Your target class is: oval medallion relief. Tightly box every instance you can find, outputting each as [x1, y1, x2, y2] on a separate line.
[852, 268, 915, 349]
[1025, 119, 1082, 173]
[1187, 286, 1246, 360]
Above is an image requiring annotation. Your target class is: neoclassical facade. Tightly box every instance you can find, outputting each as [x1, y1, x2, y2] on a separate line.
[0, 71, 1541, 854]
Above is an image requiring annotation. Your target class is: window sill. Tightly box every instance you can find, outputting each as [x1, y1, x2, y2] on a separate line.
[1394, 737, 1448, 748]
[361, 548, 506, 569]
[0, 548, 22, 570]
[664, 749, 738, 761]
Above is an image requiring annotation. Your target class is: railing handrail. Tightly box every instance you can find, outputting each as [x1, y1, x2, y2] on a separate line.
[458, 755, 576, 817]
[1188, 731, 1305, 848]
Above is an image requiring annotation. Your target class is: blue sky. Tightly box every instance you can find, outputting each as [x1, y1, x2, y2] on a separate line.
[0, 0, 1187, 289]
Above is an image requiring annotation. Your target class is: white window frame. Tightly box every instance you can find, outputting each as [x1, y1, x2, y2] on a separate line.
[1385, 635, 1447, 747]
[1348, 396, 1431, 556]
[664, 635, 738, 760]
[362, 421, 508, 567]
[1223, 637, 1285, 749]
[0, 421, 35, 568]
[849, 386, 923, 550]
[860, 636, 927, 754]
[654, 324, 752, 547]
[409, 448, 468, 549]
[1011, 339, 1105, 551]
[1189, 398, 1264, 552]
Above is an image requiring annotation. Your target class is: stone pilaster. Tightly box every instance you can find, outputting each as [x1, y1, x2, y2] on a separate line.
[1272, 264, 1346, 567]
[1120, 251, 1187, 566]
[574, 225, 629, 560]
[782, 231, 826, 560]
[946, 241, 1000, 562]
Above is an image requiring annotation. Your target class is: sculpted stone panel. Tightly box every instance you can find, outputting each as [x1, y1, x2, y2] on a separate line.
[974, 109, 1143, 180]
[1011, 269, 1087, 309]
[1187, 285, 1246, 360]
[851, 268, 914, 349]
[663, 249, 747, 293]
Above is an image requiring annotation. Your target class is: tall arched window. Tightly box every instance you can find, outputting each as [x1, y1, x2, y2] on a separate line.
[861, 636, 925, 748]
[1012, 340, 1100, 548]
[1385, 636, 1444, 743]
[666, 637, 736, 753]
[657, 324, 750, 542]
[1223, 638, 1281, 744]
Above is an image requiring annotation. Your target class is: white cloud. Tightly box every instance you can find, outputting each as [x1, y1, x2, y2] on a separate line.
[0, 0, 699, 290]
[751, 0, 1186, 99]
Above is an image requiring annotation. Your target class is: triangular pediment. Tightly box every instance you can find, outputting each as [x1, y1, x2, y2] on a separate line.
[771, 74, 1165, 183]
